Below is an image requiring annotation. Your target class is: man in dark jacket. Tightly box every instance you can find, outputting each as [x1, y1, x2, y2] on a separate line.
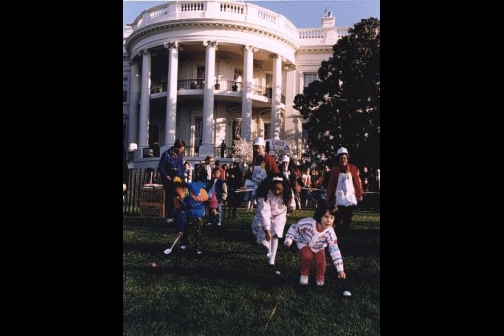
[157, 139, 186, 223]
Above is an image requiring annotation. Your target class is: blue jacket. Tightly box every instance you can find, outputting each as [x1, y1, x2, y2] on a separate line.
[174, 181, 207, 232]
[157, 147, 185, 183]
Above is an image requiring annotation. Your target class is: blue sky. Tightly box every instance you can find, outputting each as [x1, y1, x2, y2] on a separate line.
[123, 0, 380, 29]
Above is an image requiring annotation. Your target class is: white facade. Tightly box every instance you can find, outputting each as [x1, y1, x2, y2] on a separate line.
[123, 1, 348, 168]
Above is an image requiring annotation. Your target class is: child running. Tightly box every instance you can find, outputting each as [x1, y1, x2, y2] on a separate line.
[251, 173, 295, 266]
[284, 202, 349, 290]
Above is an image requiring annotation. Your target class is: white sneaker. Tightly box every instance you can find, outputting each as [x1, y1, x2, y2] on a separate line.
[217, 222, 221, 226]
[180, 245, 187, 250]
[268, 258, 275, 266]
[316, 281, 324, 286]
[342, 290, 352, 297]
[197, 250, 203, 255]
[166, 218, 174, 223]
[300, 275, 308, 285]
[206, 222, 212, 226]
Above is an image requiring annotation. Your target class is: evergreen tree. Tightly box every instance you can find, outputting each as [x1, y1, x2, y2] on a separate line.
[293, 17, 380, 169]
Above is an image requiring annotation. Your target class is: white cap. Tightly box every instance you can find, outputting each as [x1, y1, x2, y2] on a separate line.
[336, 147, 349, 158]
[281, 155, 290, 163]
[128, 143, 138, 151]
[253, 137, 266, 146]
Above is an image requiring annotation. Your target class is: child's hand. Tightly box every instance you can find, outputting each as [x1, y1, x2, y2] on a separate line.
[265, 230, 271, 241]
[178, 231, 184, 237]
[284, 241, 291, 247]
[337, 271, 346, 279]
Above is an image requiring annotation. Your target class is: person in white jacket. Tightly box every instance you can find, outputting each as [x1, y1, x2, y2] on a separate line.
[251, 174, 295, 267]
[284, 203, 347, 287]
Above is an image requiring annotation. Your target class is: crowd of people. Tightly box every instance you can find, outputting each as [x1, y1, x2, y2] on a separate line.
[124, 137, 379, 295]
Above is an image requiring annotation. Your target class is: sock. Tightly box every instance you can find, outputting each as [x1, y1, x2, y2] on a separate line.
[268, 238, 278, 265]
[261, 240, 270, 251]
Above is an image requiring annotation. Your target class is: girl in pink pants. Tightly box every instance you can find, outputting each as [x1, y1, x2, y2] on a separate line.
[284, 203, 346, 286]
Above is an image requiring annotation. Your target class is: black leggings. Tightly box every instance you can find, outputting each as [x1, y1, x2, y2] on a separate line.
[336, 205, 355, 238]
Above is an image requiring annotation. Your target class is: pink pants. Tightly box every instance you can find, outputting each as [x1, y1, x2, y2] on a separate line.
[299, 246, 326, 282]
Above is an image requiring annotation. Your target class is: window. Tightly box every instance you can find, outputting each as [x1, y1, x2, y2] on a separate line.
[195, 117, 203, 155]
[265, 74, 273, 98]
[148, 124, 161, 157]
[303, 73, 318, 94]
[264, 123, 271, 140]
[123, 76, 129, 103]
[196, 66, 205, 89]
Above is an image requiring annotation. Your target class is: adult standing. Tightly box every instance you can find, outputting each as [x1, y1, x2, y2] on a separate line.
[250, 137, 280, 199]
[123, 144, 129, 196]
[220, 140, 227, 158]
[372, 168, 380, 212]
[226, 162, 243, 219]
[157, 139, 186, 223]
[325, 147, 363, 237]
[243, 164, 255, 212]
[202, 155, 214, 182]
[373, 169, 380, 192]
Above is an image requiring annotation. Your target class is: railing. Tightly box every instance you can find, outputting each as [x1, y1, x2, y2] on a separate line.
[124, 168, 380, 215]
[123, 169, 162, 214]
[128, 1, 300, 43]
[177, 79, 205, 90]
[140, 146, 235, 158]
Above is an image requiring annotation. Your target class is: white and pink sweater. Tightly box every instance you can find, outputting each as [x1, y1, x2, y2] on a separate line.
[284, 218, 344, 272]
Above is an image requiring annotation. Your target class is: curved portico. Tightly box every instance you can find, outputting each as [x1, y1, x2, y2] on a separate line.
[123, 1, 346, 166]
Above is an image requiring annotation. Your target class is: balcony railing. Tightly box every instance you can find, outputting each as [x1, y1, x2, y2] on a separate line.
[142, 145, 235, 158]
[129, 1, 299, 42]
[146, 79, 272, 96]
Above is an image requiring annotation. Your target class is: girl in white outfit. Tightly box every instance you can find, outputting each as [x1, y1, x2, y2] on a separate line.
[251, 174, 295, 266]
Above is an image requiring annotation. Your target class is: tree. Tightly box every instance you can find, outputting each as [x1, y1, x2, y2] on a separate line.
[293, 17, 380, 169]
[231, 136, 253, 166]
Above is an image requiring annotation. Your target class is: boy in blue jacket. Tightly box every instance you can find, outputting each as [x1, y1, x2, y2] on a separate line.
[172, 176, 209, 255]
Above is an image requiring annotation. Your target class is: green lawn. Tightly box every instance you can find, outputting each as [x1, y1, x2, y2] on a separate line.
[123, 207, 380, 336]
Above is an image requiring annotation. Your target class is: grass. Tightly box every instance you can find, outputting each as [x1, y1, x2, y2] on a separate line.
[123, 206, 380, 336]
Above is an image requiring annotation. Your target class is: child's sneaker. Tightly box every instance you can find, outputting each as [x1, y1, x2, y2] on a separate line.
[180, 245, 187, 250]
[316, 281, 324, 286]
[300, 275, 308, 285]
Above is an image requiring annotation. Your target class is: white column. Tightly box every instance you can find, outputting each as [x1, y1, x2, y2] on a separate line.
[241, 45, 256, 142]
[128, 59, 140, 159]
[199, 40, 218, 157]
[271, 54, 282, 140]
[283, 66, 298, 145]
[138, 50, 151, 156]
[162, 41, 180, 152]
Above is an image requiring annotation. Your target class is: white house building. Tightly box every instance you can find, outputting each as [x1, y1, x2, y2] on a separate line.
[123, 0, 348, 168]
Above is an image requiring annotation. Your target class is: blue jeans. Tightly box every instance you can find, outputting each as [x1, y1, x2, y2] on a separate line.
[209, 203, 222, 224]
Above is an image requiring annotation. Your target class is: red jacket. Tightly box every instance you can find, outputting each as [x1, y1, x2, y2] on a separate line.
[325, 163, 363, 203]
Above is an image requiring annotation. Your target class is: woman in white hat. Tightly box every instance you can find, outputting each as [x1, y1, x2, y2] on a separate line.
[325, 147, 363, 237]
[249, 137, 280, 199]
